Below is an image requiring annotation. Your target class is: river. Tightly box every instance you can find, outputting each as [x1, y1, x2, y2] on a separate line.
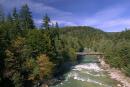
[51, 55, 121, 87]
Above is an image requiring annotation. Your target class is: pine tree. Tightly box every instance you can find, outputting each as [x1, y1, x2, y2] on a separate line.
[7, 14, 13, 23]
[0, 4, 4, 23]
[12, 8, 22, 34]
[12, 8, 20, 25]
[55, 22, 59, 29]
[42, 15, 59, 60]
[42, 14, 50, 29]
[12, 8, 18, 21]
[55, 22, 60, 39]
[19, 4, 35, 29]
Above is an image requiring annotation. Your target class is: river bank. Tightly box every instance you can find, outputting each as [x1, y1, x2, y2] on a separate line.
[99, 57, 130, 87]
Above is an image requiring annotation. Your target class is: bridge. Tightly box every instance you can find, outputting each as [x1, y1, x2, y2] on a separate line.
[76, 52, 104, 56]
[76, 52, 104, 63]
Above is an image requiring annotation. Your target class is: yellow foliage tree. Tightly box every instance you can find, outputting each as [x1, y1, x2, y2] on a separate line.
[36, 54, 54, 79]
[68, 48, 77, 62]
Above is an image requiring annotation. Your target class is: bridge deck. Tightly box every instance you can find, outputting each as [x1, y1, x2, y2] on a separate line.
[76, 52, 104, 55]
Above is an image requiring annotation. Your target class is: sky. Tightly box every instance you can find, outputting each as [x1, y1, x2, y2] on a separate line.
[0, 0, 130, 32]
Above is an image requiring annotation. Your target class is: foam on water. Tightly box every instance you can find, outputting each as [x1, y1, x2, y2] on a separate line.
[64, 63, 112, 87]
[73, 63, 103, 72]
[80, 70, 105, 77]
[66, 71, 110, 87]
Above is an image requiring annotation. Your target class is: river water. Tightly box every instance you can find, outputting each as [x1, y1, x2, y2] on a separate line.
[51, 55, 120, 87]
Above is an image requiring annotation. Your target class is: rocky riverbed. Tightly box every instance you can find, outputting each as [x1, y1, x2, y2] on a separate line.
[99, 57, 130, 87]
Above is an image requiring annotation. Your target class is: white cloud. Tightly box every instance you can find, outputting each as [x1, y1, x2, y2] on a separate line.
[34, 19, 78, 27]
[52, 20, 78, 26]
[34, 19, 42, 25]
[0, 0, 72, 17]
[0, 0, 75, 27]
[79, 4, 130, 32]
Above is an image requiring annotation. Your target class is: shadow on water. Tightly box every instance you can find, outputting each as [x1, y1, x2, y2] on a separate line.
[48, 54, 84, 86]
[50, 62, 76, 86]
[77, 55, 100, 64]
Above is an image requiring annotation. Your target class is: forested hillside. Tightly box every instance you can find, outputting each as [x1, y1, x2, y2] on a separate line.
[60, 27, 130, 76]
[0, 4, 130, 87]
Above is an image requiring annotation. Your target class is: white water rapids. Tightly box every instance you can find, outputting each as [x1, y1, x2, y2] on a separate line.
[51, 55, 121, 87]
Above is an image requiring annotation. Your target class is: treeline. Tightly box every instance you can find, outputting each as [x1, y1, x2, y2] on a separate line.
[0, 4, 81, 87]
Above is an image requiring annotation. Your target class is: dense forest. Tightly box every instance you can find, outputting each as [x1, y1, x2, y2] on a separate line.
[0, 4, 130, 87]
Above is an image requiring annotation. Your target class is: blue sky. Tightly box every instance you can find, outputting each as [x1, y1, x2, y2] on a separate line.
[0, 0, 130, 32]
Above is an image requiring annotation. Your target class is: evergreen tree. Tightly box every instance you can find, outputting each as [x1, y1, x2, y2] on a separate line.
[7, 13, 13, 23]
[42, 14, 50, 29]
[12, 8, 18, 21]
[0, 4, 4, 23]
[12, 8, 20, 26]
[55, 22, 60, 39]
[12, 7, 22, 35]
[55, 22, 59, 29]
[19, 4, 35, 29]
